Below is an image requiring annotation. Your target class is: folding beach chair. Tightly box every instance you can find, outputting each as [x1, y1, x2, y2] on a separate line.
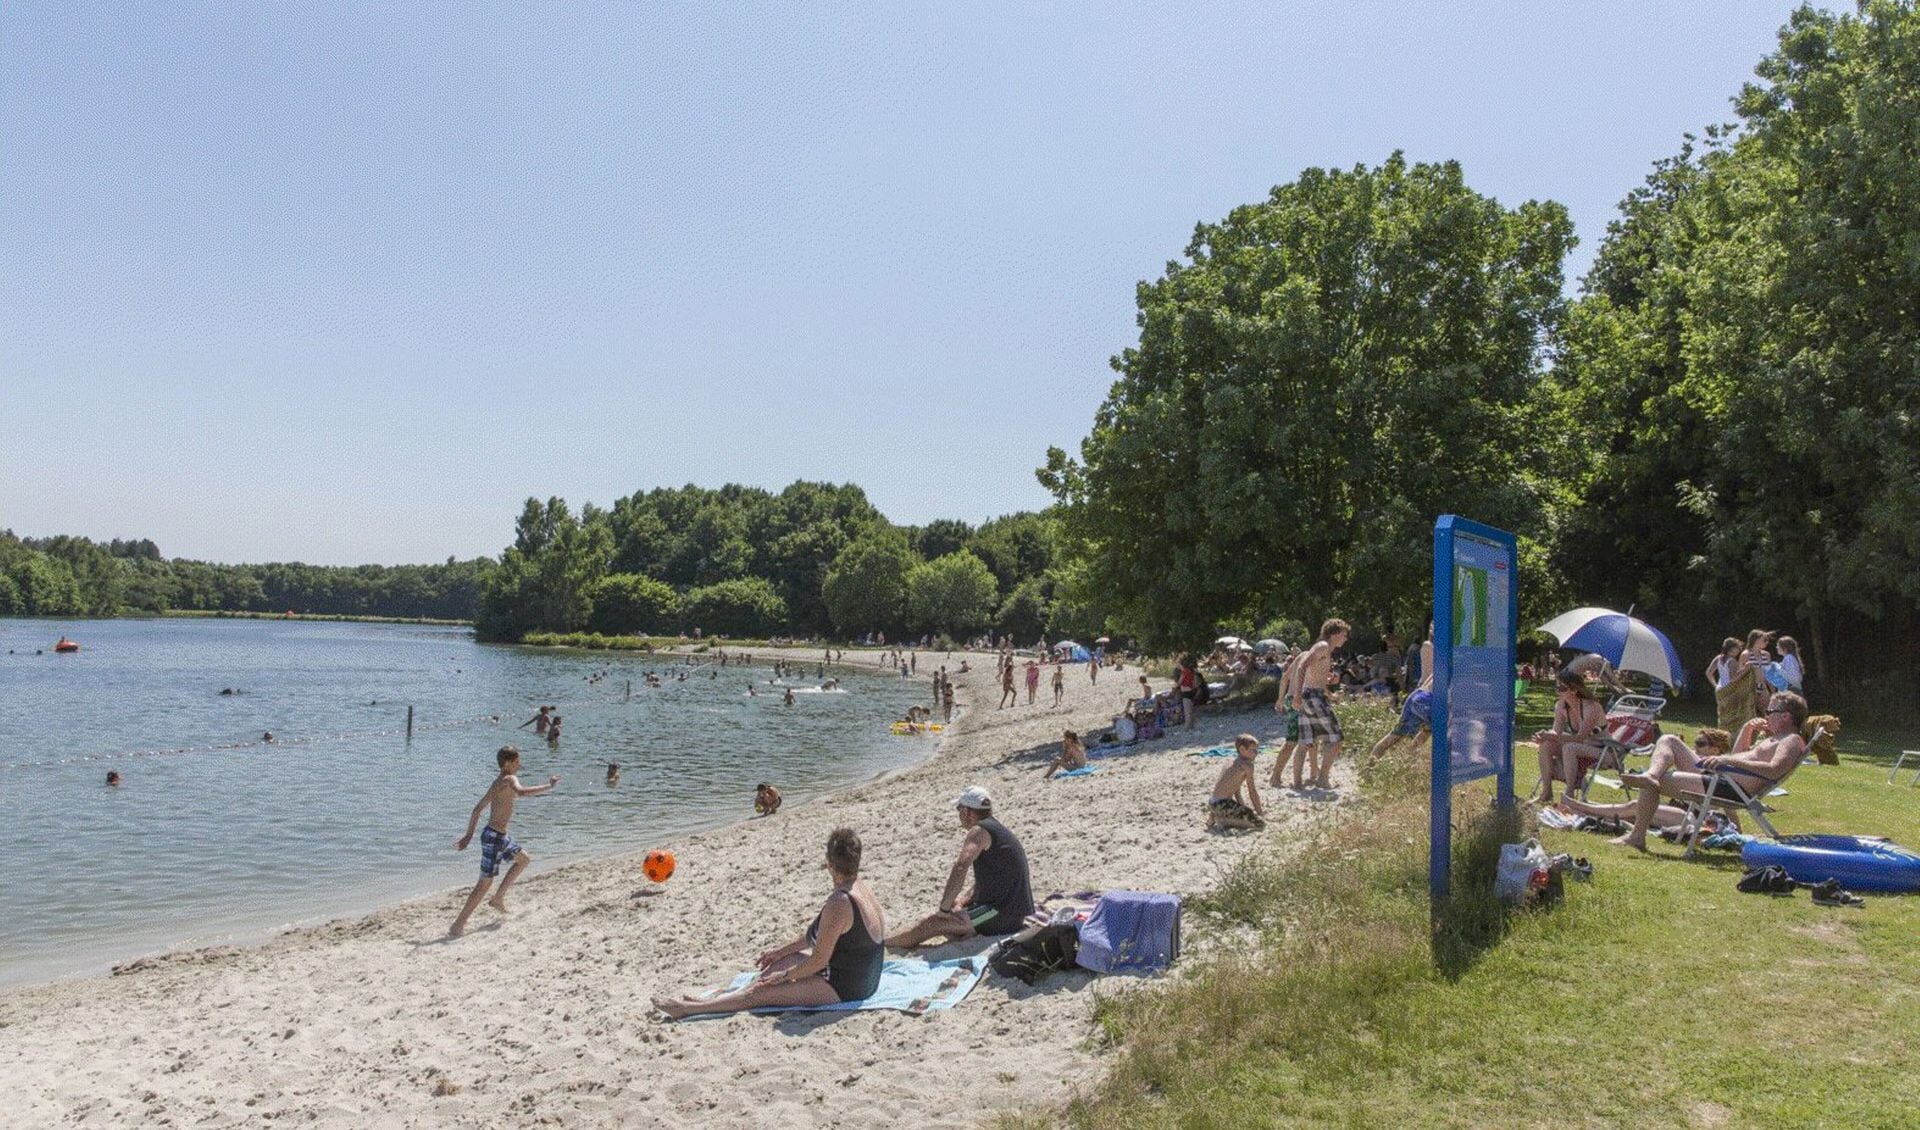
[1574, 696, 1666, 800]
[1677, 725, 1822, 858]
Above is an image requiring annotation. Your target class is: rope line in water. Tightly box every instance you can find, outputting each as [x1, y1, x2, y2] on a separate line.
[0, 688, 637, 772]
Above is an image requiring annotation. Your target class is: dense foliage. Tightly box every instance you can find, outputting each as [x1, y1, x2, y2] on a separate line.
[1039, 3, 1920, 709]
[1042, 153, 1575, 652]
[467, 482, 1073, 642]
[1553, 0, 1920, 700]
[0, 530, 492, 621]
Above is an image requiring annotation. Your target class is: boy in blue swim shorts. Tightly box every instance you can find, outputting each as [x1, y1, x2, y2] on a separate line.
[450, 745, 560, 938]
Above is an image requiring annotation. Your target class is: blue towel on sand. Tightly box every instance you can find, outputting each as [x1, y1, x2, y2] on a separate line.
[686, 956, 985, 1019]
[1052, 765, 1099, 778]
[1077, 891, 1182, 975]
[1191, 746, 1235, 757]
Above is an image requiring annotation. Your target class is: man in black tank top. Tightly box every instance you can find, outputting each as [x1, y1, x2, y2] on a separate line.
[884, 785, 1035, 949]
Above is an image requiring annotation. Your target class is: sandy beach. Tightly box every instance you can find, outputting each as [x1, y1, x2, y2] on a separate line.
[1, 651, 1353, 1128]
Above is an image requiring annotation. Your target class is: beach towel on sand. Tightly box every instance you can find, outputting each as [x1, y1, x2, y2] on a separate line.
[1052, 765, 1099, 778]
[1191, 746, 1237, 758]
[1076, 891, 1181, 975]
[684, 956, 986, 1019]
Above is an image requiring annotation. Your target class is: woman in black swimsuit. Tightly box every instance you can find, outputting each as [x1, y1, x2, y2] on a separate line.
[652, 828, 884, 1019]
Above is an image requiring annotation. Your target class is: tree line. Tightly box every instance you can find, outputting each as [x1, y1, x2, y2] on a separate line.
[1042, 2, 1920, 711]
[469, 483, 1083, 644]
[0, 530, 494, 622]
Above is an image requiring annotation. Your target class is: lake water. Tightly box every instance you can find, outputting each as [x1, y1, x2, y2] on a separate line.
[0, 617, 931, 986]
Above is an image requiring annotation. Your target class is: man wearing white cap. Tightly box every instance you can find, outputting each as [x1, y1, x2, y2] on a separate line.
[884, 785, 1033, 949]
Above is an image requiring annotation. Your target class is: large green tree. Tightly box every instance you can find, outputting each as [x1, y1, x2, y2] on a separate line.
[905, 551, 998, 637]
[1558, 0, 1920, 694]
[1042, 154, 1574, 651]
[822, 530, 916, 637]
[475, 498, 612, 640]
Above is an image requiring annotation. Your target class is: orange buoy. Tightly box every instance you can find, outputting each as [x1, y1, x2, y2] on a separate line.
[643, 849, 676, 884]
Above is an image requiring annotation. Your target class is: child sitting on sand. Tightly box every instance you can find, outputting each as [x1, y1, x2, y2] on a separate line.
[450, 746, 560, 938]
[756, 782, 783, 816]
[1206, 734, 1266, 831]
[1044, 730, 1087, 778]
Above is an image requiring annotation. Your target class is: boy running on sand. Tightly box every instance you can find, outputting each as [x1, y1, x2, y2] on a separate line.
[1207, 733, 1266, 830]
[1289, 619, 1350, 789]
[450, 746, 560, 937]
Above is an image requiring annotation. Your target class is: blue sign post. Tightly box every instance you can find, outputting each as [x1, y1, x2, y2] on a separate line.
[1430, 515, 1518, 900]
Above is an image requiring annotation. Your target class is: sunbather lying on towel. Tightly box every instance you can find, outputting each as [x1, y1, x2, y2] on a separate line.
[652, 828, 885, 1019]
[1610, 694, 1808, 852]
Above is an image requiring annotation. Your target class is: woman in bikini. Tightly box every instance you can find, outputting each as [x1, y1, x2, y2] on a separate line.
[651, 828, 885, 1019]
[1530, 672, 1607, 804]
[1611, 692, 1809, 851]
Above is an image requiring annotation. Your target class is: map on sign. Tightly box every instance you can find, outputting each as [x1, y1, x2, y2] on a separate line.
[1445, 529, 1511, 781]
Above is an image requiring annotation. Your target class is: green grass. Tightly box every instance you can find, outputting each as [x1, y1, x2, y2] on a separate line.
[1033, 694, 1920, 1129]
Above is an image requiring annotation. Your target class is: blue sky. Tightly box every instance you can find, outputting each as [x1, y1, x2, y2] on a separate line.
[3, 2, 1814, 565]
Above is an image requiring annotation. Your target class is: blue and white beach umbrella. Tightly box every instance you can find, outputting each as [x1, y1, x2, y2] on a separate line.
[1536, 607, 1686, 689]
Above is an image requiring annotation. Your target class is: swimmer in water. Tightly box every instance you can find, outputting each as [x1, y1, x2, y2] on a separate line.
[106, 770, 122, 787]
[783, 688, 796, 707]
[606, 763, 620, 786]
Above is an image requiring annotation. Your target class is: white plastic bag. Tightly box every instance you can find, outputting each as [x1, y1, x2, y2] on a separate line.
[1495, 839, 1551, 904]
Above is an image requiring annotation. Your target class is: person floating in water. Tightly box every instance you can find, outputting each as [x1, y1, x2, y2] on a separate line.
[450, 745, 559, 937]
[262, 731, 275, 743]
[105, 770, 122, 787]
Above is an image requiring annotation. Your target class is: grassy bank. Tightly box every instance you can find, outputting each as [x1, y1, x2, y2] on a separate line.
[160, 609, 471, 626]
[1027, 695, 1920, 1128]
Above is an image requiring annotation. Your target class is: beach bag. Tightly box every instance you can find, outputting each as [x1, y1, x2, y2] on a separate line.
[1495, 839, 1551, 904]
[1076, 891, 1182, 974]
[989, 925, 1080, 984]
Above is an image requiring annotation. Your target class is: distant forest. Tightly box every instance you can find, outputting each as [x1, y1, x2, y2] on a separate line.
[0, 532, 493, 623]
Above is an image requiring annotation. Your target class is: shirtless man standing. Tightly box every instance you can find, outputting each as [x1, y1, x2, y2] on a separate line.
[1289, 619, 1350, 789]
[450, 746, 560, 937]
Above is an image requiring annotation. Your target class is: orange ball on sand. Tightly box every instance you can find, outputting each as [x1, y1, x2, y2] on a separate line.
[643, 850, 676, 884]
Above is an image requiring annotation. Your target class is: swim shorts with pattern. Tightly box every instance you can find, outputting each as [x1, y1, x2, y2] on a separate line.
[479, 825, 522, 877]
[1297, 689, 1343, 743]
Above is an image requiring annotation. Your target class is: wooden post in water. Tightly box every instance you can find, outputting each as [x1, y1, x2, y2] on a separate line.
[406, 704, 414, 741]
[625, 679, 632, 700]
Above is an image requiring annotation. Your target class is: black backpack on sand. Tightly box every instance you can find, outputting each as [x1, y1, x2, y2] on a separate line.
[988, 925, 1080, 984]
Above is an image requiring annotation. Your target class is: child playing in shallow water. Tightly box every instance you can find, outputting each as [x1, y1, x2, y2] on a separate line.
[450, 746, 559, 938]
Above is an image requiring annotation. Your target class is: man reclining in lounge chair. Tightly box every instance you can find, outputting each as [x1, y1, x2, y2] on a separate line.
[1553, 728, 1735, 833]
[1610, 693, 1809, 851]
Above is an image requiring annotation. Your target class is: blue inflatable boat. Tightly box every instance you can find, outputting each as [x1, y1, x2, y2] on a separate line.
[1741, 835, 1920, 893]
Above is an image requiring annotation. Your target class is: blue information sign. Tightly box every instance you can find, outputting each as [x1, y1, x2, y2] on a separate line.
[1430, 515, 1518, 899]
